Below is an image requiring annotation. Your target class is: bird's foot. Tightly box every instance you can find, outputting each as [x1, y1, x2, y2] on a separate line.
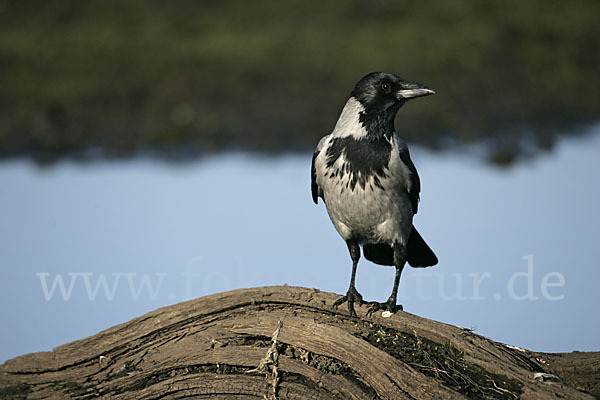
[333, 286, 364, 317]
[366, 297, 403, 317]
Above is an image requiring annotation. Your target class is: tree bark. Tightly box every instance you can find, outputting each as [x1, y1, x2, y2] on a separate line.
[1, 286, 598, 399]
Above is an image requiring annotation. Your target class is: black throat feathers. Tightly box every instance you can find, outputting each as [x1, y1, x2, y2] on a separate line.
[325, 133, 392, 192]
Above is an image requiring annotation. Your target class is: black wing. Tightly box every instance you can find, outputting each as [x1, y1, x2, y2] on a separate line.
[398, 146, 421, 214]
[311, 150, 320, 204]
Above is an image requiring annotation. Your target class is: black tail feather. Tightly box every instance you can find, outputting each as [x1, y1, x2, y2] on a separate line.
[363, 243, 394, 266]
[363, 225, 438, 268]
[406, 226, 438, 267]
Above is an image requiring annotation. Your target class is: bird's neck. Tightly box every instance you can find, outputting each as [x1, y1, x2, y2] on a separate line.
[331, 97, 398, 140]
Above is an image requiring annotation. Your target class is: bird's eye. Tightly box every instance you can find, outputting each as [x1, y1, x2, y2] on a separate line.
[381, 82, 391, 93]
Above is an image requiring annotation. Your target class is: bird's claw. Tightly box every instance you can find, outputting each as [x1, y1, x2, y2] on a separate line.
[365, 298, 403, 317]
[333, 286, 364, 317]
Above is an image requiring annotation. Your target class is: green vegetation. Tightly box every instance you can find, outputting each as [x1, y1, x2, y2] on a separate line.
[1, 0, 598, 164]
[364, 324, 523, 399]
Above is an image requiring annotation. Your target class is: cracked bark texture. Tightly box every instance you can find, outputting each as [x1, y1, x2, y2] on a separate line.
[1, 286, 598, 399]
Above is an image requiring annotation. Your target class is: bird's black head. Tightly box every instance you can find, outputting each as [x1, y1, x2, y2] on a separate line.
[350, 72, 434, 119]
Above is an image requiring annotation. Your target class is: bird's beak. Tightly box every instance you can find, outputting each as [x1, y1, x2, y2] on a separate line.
[396, 82, 435, 100]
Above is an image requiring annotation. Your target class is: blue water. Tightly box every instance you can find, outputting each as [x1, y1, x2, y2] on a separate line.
[1, 128, 599, 363]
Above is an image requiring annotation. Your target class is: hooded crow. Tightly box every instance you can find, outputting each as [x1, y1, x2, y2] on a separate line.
[311, 72, 438, 317]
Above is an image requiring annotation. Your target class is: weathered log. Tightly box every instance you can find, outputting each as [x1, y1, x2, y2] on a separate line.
[1, 286, 598, 399]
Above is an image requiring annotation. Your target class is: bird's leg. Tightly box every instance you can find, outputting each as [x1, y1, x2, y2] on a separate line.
[367, 242, 406, 317]
[333, 240, 364, 317]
